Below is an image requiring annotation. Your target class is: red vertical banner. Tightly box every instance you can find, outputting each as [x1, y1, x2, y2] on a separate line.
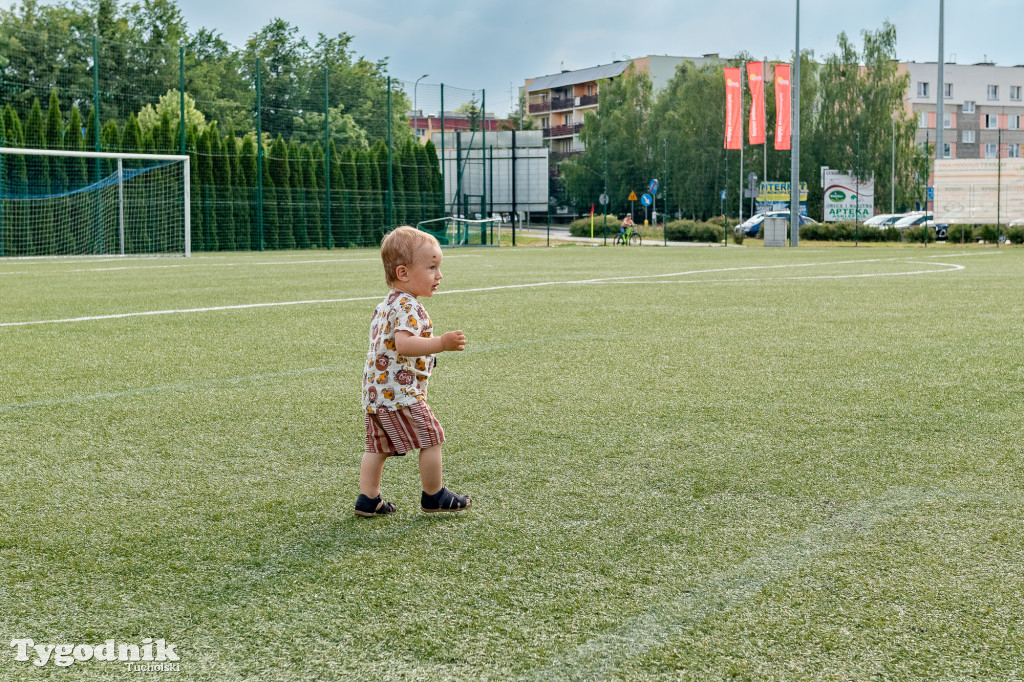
[746, 62, 765, 145]
[724, 67, 742, 150]
[774, 64, 791, 150]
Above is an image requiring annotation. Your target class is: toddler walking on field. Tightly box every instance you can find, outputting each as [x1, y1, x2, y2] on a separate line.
[356, 226, 472, 517]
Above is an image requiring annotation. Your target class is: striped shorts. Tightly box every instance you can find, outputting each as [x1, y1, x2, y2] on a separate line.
[365, 401, 445, 456]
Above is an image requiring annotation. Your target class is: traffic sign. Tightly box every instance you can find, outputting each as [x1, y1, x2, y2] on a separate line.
[649, 179, 659, 195]
[598, 193, 609, 206]
[628, 190, 638, 201]
[640, 193, 653, 207]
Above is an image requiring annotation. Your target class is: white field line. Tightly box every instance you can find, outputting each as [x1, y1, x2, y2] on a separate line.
[529, 486, 1012, 680]
[0, 256, 971, 328]
[0, 253, 481, 275]
[581, 260, 965, 284]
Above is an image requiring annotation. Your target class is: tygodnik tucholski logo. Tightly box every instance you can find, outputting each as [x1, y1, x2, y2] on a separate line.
[10, 637, 180, 671]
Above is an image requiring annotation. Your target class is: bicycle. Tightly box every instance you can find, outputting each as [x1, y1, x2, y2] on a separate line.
[613, 224, 642, 246]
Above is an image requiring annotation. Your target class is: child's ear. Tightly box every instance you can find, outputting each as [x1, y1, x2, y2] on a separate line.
[395, 264, 409, 281]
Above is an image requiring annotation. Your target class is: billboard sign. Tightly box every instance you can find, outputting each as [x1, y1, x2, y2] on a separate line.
[822, 168, 873, 222]
[933, 158, 1024, 223]
[756, 181, 808, 214]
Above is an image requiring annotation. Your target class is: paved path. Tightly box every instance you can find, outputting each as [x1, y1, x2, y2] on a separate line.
[514, 225, 734, 247]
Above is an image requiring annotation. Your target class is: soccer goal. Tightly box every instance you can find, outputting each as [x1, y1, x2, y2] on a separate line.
[0, 147, 190, 258]
[415, 216, 501, 247]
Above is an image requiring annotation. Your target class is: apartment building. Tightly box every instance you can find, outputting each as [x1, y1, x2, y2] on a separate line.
[522, 55, 721, 159]
[903, 61, 1024, 161]
[409, 111, 504, 145]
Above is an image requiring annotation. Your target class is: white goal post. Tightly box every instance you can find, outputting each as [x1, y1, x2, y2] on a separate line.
[415, 216, 501, 247]
[0, 147, 190, 258]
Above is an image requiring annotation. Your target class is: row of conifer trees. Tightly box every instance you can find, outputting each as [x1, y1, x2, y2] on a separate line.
[1, 91, 445, 255]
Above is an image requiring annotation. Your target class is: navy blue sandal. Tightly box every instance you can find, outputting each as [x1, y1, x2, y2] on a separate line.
[420, 486, 472, 513]
[354, 494, 397, 517]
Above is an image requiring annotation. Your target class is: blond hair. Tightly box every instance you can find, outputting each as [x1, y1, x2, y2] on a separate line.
[380, 226, 440, 287]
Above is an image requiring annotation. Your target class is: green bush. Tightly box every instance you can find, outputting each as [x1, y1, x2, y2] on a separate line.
[666, 220, 724, 243]
[905, 225, 935, 243]
[567, 216, 619, 238]
[1006, 226, 1024, 245]
[977, 224, 1001, 243]
[946, 224, 975, 243]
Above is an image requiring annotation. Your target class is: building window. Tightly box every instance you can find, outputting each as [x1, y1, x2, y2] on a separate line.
[917, 82, 929, 97]
[1009, 144, 1021, 158]
[962, 130, 975, 143]
[587, 85, 594, 96]
[944, 83, 953, 99]
[1011, 115, 1021, 130]
[963, 100, 975, 113]
[943, 111, 953, 129]
[918, 110, 928, 128]
[985, 143, 998, 158]
[1012, 86, 1022, 101]
[985, 114, 999, 129]
[943, 142, 952, 158]
[988, 85, 999, 100]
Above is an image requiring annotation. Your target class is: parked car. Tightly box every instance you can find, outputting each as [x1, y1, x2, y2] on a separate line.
[864, 213, 902, 227]
[891, 212, 933, 229]
[734, 211, 819, 237]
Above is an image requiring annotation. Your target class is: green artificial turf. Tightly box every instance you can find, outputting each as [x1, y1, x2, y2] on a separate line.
[1, 243, 1022, 680]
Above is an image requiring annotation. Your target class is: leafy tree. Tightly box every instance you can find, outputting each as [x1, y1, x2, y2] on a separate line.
[456, 98, 482, 132]
[2, 106, 29, 255]
[24, 98, 49, 254]
[137, 90, 208, 138]
[65, 105, 89, 253]
[422, 138, 443, 217]
[185, 28, 252, 135]
[292, 106, 368, 148]
[309, 32, 411, 146]
[268, 135, 293, 249]
[288, 138, 309, 248]
[208, 122, 235, 250]
[244, 19, 310, 141]
[303, 144, 323, 247]
[806, 23, 926, 216]
[648, 61, 726, 220]
[239, 134, 258, 249]
[327, 139, 343, 246]
[185, 124, 203, 252]
[339, 145, 358, 245]
[223, 126, 246, 250]
[562, 67, 654, 220]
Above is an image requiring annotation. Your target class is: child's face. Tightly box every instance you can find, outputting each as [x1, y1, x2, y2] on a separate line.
[396, 242, 443, 298]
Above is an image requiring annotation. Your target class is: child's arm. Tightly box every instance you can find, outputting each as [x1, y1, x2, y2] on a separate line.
[394, 329, 466, 357]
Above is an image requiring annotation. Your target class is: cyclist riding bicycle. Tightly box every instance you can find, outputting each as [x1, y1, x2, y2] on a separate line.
[618, 214, 634, 238]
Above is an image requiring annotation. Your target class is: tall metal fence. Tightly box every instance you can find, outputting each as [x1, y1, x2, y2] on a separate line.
[0, 25, 491, 253]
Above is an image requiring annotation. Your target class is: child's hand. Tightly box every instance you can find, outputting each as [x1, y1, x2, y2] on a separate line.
[441, 330, 467, 352]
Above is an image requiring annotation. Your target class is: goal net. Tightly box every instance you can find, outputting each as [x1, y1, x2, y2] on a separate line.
[415, 216, 501, 247]
[0, 147, 190, 258]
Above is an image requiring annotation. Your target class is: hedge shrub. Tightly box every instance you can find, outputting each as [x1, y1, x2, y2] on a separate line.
[666, 220, 725, 243]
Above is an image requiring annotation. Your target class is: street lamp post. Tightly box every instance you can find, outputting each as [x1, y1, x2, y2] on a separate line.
[414, 74, 429, 137]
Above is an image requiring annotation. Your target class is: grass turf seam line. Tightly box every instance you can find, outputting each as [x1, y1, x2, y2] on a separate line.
[528, 486, 1003, 680]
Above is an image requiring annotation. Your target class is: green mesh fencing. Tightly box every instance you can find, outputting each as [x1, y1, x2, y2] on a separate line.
[0, 22, 489, 254]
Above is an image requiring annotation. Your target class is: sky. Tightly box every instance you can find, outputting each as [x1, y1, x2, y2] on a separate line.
[4, 0, 1023, 117]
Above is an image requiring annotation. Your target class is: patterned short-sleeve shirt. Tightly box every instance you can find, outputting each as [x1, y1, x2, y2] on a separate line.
[362, 290, 434, 413]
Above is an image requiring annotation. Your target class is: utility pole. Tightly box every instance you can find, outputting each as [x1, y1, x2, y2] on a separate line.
[790, 0, 801, 246]
[935, 0, 944, 219]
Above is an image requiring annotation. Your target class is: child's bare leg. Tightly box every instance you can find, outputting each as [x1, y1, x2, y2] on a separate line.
[418, 444, 443, 495]
[359, 450, 390, 498]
